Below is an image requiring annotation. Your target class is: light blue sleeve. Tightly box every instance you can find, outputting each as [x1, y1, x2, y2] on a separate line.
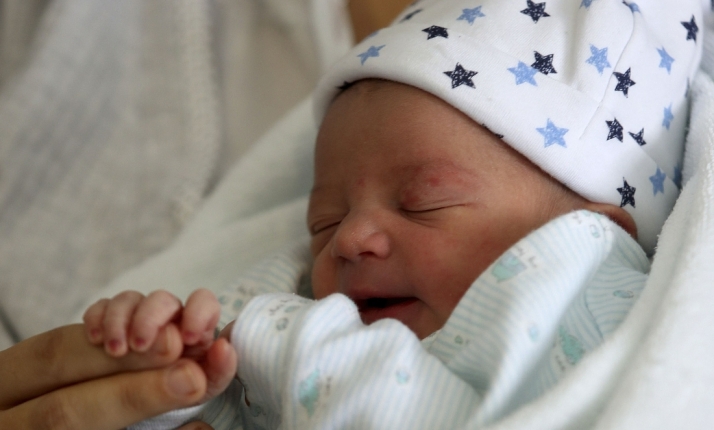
[161, 210, 645, 430]
[229, 210, 650, 430]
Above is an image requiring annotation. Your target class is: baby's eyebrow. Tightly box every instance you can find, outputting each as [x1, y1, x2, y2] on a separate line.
[398, 159, 480, 187]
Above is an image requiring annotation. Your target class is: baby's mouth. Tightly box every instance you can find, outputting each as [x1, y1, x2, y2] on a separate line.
[358, 297, 412, 309]
[354, 297, 419, 325]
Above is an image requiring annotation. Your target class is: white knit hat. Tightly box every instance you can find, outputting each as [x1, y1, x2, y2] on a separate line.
[314, 0, 705, 254]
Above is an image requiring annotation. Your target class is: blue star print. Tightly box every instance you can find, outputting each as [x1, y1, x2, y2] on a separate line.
[682, 16, 699, 42]
[586, 45, 611, 74]
[663, 104, 674, 129]
[622, 1, 640, 12]
[581, 0, 596, 8]
[617, 179, 636, 208]
[508, 62, 538, 85]
[657, 47, 674, 74]
[521, 0, 550, 23]
[357, 45, 385, 65]
[650, 168, 666, 195]
[537, 119, 568, 148]
[458, 7, 485, 24]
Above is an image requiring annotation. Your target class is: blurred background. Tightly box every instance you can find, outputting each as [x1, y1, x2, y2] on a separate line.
[0, 0, 410, 348]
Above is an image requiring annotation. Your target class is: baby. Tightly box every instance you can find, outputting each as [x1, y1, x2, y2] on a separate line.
[84, 0, 704, 428]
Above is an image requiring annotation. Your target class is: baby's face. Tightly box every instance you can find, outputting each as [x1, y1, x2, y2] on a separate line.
[308, 80, 585, 339]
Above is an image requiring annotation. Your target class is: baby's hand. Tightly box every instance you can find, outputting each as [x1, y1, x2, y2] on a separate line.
[83, 289, 220, 358]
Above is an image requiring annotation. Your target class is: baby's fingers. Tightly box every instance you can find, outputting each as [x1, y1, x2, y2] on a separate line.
[102, 291, 145, 357]
[83, 299, 110, 344]
[129, 290, 182, 352]
[182, 289, 220, 348]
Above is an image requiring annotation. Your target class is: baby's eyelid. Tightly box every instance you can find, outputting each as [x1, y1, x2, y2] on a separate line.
[310, 220, 341, 235]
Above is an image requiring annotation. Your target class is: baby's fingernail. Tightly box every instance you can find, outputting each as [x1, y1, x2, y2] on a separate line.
[89, 328, 101, 341]
[183, 331, 198, 344]
[106, 339, 123, 354]
[167, 362, 201, 396]
[132, 337, 147, 350]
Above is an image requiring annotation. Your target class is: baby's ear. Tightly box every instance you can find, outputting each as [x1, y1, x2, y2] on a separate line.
[582, 202, 638, 240]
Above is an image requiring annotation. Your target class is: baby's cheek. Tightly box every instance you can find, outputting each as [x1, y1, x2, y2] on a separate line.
[310, 255, 338, 300]
[413, 231, 485, 311]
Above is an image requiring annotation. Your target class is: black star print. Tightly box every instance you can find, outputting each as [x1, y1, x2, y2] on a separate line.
[629, 128, 646, 146]
[606, 118, 624, 141]
[617, 179, 636, 208]
[521, 0, 550, 23]
[423, 25, 449, 40]
[531, 51, 557, 75]
[337, 81, 355, 91]
[682, 15, 699, 42]
[444, 63, 478, 89]
[401, 9, 423, 22]
[614, 68, 636, 97]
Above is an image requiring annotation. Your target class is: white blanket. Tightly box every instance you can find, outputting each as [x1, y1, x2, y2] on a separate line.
[79, 11, 714, 430]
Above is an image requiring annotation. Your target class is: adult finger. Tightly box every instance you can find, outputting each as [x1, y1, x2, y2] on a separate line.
[0, 324, 182, 410]
[0, 359, 207, 430]
[129, 290, 182, 352]
[103, 290, 145, 356]
[200, 338, 238, 402]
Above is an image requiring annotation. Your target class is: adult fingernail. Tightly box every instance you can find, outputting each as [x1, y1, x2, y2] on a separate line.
[167, 362, 200, 396]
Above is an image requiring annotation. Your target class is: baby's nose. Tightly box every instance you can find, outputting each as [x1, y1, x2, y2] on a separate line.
[330, 212, 391, 262]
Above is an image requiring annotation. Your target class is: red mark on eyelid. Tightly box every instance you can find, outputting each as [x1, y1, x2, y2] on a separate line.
[401, 164, 476, 207]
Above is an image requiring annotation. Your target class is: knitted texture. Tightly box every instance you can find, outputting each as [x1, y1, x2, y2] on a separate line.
[0, 0, 220, 339]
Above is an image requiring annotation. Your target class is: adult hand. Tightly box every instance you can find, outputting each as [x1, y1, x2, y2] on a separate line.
[0, 323, 236, 430]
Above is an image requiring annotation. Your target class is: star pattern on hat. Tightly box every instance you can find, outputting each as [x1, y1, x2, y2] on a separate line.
[423, 25, 449, 40]
[663, 104, 674, 129]
[508, 61, 538, 85]
[521, 0, 550, 23]
[622, 1, 640, 13]
[401, 9, 423, 22]
[629, 128, 646, 146]
[444, 63, 478, 89]
[614, 68, 636, 97]
[586, 45, 611, 74]
[681, 15, 699, 42]
[649, 168, 666, 195]
[357, 45, 385, 65]
[606, 118, 624, 141]
[657, 47, 675, 74]
[580, 0, 597, 9]
[532, 52, 557, 75]
[458, 7, 485, 25]
[537, 119, 568, 147]
[617, 179, 636, 208]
